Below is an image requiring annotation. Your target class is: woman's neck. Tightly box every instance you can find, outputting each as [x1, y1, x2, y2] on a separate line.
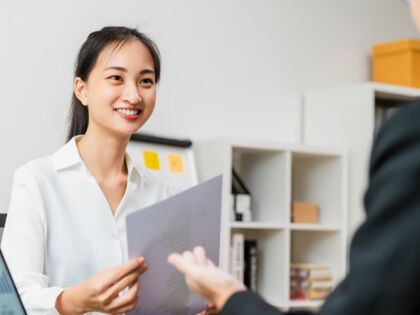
[76, 128, 130, 180]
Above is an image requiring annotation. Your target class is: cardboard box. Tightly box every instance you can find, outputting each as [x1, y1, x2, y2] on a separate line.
[292, 202, 319, 224]
[372, 39, 420, 88]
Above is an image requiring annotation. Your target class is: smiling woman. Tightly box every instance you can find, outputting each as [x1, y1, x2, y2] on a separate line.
[73, 39, 157, 140]
[68, 26, 161, 140]
[1, 27, 172, 315]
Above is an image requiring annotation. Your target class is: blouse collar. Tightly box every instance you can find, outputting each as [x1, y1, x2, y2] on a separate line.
[51, 135, 143, 181]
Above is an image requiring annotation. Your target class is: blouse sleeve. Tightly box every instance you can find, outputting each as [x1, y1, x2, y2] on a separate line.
[1, 166, 63, 315]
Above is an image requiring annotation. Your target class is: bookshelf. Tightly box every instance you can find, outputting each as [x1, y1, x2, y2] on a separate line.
[194, 139, 347, 310]
[303, 82, 420, 237]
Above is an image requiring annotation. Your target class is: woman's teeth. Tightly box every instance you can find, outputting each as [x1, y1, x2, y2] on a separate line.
[115, 108, 140, 115]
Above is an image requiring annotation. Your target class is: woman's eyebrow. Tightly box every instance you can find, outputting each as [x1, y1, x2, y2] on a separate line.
[103, 66, 155, 75]
[104, 66, 127, 72]
[139, 68, 155, 75]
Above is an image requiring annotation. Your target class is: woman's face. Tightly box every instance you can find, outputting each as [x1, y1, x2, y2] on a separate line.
[75, 39, 157, 138]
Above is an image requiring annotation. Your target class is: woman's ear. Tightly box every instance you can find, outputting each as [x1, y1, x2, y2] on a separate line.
[74, 77, 88, 106]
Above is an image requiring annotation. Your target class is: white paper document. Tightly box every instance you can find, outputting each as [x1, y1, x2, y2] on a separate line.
[126, 175, 223, 315]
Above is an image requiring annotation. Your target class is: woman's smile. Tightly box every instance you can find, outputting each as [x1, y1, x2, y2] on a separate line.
[113, 106, 143, 121]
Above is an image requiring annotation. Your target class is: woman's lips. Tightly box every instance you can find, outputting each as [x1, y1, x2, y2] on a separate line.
[114, 108, 142, 121]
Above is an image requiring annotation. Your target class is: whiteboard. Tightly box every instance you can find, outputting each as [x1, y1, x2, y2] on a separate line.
[126, 133, 198, 192]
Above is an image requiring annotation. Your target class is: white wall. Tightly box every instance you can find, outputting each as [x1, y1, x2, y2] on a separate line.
[0, 0, 416, 211]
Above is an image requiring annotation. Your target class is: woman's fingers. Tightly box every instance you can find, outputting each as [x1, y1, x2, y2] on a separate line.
[100, 257, 144, 290]
[106, 281, 139, 313]
[138, 260, 148, 275]
[110, 301, 138, 315]
[77, 258, 146, 313]
[101, 268, 142, 304]
[112, 257, 145, 282]
[95, 257, 145, 307]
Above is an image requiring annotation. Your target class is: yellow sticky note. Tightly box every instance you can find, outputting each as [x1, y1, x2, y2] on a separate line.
[144, 151, 160, 170]
[168, 154, 184, 173]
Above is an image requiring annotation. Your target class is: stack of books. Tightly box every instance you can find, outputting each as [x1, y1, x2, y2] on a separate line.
[290, 263, 333, 301]
[230, 233, 258, 292]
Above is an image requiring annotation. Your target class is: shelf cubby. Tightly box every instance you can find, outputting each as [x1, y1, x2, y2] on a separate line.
[291, 230, 344, 286]
[232, 146, 289, 225]
[194, 138, 347, 311]
[231, 228, 288, 306]
[291, 151, 344, 227]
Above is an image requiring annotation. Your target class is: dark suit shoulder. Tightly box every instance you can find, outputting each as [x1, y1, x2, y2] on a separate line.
[370, 102, 420, 176]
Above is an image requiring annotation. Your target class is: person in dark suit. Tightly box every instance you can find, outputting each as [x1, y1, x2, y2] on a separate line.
[168, 102, 420, 315]
[167, 3, 420, 313]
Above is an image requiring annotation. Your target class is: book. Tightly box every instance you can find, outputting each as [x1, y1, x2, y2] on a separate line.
[290, 263, 331, 269]
[310, 281, 333, 289]
[244, 240, 258, 292]
[291, 263, 332, 279]
[231, 233, 244, 282]
[308, 288, 331, 300]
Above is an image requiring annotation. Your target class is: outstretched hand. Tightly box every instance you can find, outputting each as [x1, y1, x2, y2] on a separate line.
[168, 246, 246, 311]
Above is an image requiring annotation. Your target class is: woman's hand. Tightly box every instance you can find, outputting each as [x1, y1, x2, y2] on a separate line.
[56, 257, 147, 315]
[168, 246, 246, 311]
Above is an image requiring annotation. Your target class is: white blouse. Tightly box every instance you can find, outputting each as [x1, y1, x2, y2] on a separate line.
[1, 136, 171, 315]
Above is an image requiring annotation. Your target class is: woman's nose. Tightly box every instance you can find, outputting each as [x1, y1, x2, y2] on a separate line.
[123, 84, 142, 104]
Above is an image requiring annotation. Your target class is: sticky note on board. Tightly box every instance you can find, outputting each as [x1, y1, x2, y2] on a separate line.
[168, 154, 184, 173]
[144, 151, 160, 170]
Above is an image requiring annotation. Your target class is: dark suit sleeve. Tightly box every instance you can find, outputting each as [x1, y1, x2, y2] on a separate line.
[221, 291, 312, 315]
[318, 103, 420, 315]
[220, 291, 282, 315]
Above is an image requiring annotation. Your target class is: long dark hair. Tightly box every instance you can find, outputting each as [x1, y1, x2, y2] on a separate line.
[66, 26, 161, 141]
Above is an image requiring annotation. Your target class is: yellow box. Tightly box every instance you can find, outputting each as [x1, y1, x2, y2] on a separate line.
[292, 202, 319, 224]
[372, 39, 420, 88]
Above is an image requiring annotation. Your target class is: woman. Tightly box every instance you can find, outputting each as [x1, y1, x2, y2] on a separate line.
[1, 26, 170, 314]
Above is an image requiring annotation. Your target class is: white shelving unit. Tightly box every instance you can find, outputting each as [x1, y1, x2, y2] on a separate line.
[303, 82, 420, 237]
[194, 138, 347, 310]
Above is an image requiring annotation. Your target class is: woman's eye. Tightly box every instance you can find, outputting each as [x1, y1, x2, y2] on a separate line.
[140, 78, 155, 86]
[109, 75, 123, 81]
